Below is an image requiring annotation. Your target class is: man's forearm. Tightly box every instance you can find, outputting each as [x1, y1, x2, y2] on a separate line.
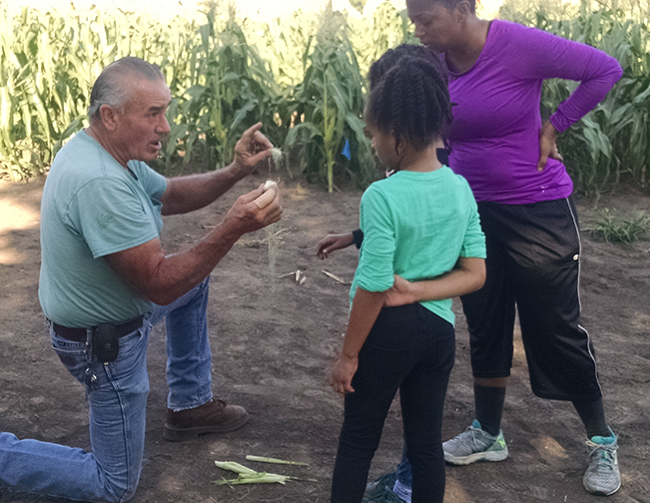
[106, 182, 282, 307]
[161, 163, 248, 215]
[115, 218, 244, 306]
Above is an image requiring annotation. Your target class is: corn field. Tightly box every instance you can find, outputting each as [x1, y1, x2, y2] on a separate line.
[1, 0, 648, 196]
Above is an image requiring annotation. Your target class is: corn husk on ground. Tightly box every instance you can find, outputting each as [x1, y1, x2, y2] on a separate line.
[214, 458, 316, 486]
[246, 454, 309, 466]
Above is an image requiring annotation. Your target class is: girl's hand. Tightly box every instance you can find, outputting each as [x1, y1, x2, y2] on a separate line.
[384, 275, 418, 306]
[537, 120, 563, 172]
[317, 233, 355, 259]
[330, 353, 358, 394]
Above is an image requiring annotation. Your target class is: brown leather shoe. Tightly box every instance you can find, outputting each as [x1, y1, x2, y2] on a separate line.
[163, 398, 250, 442]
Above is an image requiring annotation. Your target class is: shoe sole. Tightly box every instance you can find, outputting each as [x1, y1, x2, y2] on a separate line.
[444, 447, 509, 465]
[163, 413, 250, 442]
[584, 479, 621, 496]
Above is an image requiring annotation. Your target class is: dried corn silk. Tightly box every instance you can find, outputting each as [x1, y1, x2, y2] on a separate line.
[265, 223, 280, 290]
[270, 148, 283, 168]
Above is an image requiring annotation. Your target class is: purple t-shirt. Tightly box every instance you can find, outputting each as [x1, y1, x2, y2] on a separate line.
[446, 19, 622, 204]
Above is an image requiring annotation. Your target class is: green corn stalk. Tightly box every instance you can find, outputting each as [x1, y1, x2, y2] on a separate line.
[285, 2, 375, 192]
[1, 0, 646, 196]
[169, 4, 283, 172]
[350, 1, 415, 78]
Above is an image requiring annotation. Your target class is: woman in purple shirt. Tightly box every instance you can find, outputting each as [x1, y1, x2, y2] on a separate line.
[405, 0, 622, 499]
[320, 0, 623, 500]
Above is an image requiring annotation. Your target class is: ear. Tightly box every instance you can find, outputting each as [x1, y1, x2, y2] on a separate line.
[98, 104, 119, 132]
[455, 0, 473, 21]
[392, 131, 406, 155]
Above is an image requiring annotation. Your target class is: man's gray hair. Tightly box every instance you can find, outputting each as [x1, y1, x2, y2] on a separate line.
[88, 57, 165, 120]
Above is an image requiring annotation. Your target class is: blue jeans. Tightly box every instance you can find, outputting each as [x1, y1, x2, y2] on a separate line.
[396, 447, 413, 487]
[331, 303, 455, 503]
[0, 277, 212, 502]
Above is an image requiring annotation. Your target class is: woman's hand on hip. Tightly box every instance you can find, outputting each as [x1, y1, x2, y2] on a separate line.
[537, 120, 563, 172]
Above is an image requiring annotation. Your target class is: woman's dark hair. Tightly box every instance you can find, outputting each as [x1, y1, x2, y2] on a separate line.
[439, 0, 476, 13]
[366, 53, 453, 151]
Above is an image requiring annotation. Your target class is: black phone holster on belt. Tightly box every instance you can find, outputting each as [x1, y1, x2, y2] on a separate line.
[92, 324, 120, 363]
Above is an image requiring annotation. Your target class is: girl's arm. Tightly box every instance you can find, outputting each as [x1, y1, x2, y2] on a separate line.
[384, 257, 486, 307]
[316, 229, 364, 259]
[316, 232, 354, 259]
[330, 288, 386, 394]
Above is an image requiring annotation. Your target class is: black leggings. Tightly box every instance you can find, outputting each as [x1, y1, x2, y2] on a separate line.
[331, 303, 455, 503]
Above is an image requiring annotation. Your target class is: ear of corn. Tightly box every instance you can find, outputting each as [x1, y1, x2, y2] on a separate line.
[263, 180, 278, 191]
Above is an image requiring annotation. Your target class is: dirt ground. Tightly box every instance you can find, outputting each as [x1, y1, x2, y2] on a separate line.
[0, 170, 649, 503]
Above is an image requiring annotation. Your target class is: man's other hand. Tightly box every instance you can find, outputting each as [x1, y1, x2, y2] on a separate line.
[232, 123, 274, 176]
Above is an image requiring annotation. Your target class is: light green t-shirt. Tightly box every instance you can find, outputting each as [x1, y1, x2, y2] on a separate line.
[350, 167, 486, 326]
[39, 130, 167, 327]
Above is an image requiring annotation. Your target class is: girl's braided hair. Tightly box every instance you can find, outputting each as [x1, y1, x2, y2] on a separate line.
[366, 51, 453, 151]
[368, 44, 443, 90]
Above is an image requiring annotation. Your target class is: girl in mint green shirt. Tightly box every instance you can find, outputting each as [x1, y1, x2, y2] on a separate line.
[330, 53, 486, 503]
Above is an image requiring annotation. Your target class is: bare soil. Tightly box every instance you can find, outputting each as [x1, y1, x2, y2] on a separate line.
[0, 171, 649, 503]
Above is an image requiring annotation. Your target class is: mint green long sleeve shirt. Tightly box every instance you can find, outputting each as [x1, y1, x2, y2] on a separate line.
[350, 167, 486, 326]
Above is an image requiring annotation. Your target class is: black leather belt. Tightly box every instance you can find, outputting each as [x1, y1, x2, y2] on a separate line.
[52, 315, 144, 343]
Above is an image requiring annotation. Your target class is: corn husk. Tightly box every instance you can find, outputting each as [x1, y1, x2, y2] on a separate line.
[245, 455, 309, 466]
[214, 460, 316, 486]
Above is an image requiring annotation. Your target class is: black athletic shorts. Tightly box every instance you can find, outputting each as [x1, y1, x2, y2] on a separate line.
[460, 196, 603, 402]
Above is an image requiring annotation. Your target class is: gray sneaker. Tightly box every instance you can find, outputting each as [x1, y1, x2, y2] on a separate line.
[443, 419, 508, 465]
[583, 432, 621, 496]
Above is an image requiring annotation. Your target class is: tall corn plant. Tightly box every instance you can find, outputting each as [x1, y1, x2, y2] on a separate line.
[258, 10, 319, 89]
[0, 7, 70, 181]
[285, 3, 374, 192]
[350, 1, 416, 78]
[166, 4, 285, 172]
[0, 2, 201, 180]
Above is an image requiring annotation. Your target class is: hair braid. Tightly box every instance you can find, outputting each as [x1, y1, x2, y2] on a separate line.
[413, 69, 429, 146]
[389, 68, 405, 138]
[367, 53, 453, 151]
[368, 44, 442, 90]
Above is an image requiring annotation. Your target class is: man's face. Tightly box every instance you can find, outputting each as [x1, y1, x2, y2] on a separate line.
[112, 77, 172, 165]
